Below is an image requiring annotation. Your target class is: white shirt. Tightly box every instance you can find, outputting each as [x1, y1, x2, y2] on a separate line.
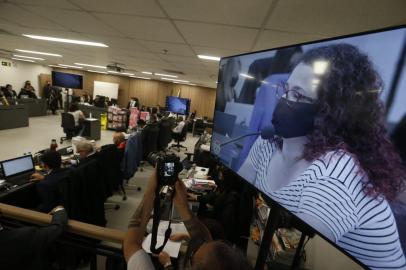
[173, 121, 185, 134]
[245, 137, 406, 270]
[127, 250, 154, 270]
[69, 110, 84, 126]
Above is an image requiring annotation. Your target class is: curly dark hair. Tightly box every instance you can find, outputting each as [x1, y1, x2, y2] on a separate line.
[299, 43, 405, 200]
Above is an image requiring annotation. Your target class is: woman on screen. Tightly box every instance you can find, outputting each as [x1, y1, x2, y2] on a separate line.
[238, 44, 406, 269]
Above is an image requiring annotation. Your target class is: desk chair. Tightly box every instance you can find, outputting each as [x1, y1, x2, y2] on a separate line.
[60, 112, 76, 144]
[170, 122, 188, 152]
[193, 119, 205, 137]
[158, 119, 172, 150]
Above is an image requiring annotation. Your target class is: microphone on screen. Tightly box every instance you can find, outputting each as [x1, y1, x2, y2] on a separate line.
[220, 126, 275, 147]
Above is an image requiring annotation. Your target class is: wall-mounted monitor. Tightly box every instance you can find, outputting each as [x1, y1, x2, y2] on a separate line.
[166, 96, 190, 115]
[52, 71, 83, 89]
[211, 25, 406, 269]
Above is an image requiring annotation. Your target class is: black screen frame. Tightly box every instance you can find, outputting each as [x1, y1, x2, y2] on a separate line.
[210, 24, 406, 270]
[52, 71, 83, 89]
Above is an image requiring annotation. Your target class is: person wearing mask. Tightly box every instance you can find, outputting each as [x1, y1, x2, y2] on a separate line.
[30, 151, 68, 213]
[123, 170, 252, 270]
[172, 116, 185, 134]
[2, 84, 17, 99]
[0, 205, 68, 270]
[68, 103, 85, 135]
[238, 44, 406, 268]
[18, 80, 38, 99]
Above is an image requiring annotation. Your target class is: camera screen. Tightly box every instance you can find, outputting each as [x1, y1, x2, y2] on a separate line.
[164, 162, 175, 177]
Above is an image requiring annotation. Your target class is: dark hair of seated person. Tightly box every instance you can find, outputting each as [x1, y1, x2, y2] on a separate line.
[69, 103, 79, 112]
[41, 151, 62, 169]
[189, 240, 252, 270]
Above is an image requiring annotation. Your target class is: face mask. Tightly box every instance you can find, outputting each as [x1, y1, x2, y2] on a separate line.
[271, 98, 317, 138]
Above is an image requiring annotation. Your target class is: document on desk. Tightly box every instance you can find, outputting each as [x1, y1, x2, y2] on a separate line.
[142, 233, 182, 258]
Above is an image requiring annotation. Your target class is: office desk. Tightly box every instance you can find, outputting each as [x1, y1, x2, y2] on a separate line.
[78, 104, 107, 120]
[0, 105, 29, 130]
[0, 182, 39, 209]
[17, 98, 47, 116]
[83, 118, 101, 140]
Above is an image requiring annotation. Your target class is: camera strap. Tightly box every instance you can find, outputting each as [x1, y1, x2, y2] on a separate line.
[150, 188, 174, 254]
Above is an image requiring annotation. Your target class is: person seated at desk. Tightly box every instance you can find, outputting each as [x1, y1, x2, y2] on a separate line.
[172, 116, 185, 134]
[75, 141, 97, 164]
[30, 151, 68, 213]
[0, 206, 67, 270]
[68, 103, 85, 136]
[18, 80, 38, 99]
[2, 84, 17, 99]
[113, 131, 126, 150]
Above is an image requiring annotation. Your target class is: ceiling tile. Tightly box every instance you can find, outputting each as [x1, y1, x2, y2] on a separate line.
[159, 0, 272, 28]
[137, 40, 195, 57]
[94, 13, 184, 43]
[253, 29, 327, 51]
[70, 0, 165, 17]
[266, 0, 406, 36]
[0, 3, 66, 30]
[160, 55, 201, 65]
[175, 21, 258, 50]
[192, 45, 246, 58]
[8, 0, 80, 9]
[24, 6, 123, 37]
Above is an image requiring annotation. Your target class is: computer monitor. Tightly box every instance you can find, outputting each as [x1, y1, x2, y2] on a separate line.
[211, 25, 406, 269]
[52, 71, 83, 89]
[165, 96, 190, 115]
[1, 155, 34, 178]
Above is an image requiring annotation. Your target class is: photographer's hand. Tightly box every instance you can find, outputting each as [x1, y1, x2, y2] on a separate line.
[123, 168, 158, 262]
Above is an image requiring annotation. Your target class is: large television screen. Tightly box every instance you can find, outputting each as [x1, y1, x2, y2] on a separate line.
[166, 96, 190, 115]
[211, 25, 406, 269]
[52, 71, 83, 89]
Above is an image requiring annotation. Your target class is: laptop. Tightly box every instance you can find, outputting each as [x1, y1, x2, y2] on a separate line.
[0, 155, 35, 186]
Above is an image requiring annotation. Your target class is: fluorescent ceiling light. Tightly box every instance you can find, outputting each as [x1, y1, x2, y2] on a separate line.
[75, 63, 106, 69]
[87, 70, 108, 74]
[12, 57, 35, 63]
[15, 49, 62, 57]
[58, 64, 83, 69]
[107, 71, 120, 74]
[13, 54, 44, 60]
[198, 55, 220, 61]
[130, 76, 151, 80]
[160, 77, 189, 83]
[239, 73, 254, 79]
[49, 64, 66, 68]
[107, 71, 134, 76]
[121, 72, 134, 76]
[313, 61, 329, 75]
[155, 73, 177, 78]
[142, 71, 152, 75]
[188, 83, 196, 86]
[23, 34, 108, 47]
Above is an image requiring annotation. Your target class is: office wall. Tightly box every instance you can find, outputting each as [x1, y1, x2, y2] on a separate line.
[0, 58, 51, 97]
[46, 68, 217, 118]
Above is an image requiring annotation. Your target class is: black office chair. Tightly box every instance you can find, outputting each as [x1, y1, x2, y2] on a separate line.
[158, 119, 173, 150]
[142, 122, 160, 159]
[170, 122, 188, 152]
[193, 119, 205, 136]
[60, 112, 76, 144]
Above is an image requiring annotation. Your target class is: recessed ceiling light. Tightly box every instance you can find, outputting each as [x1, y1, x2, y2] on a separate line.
[13, 54, 44, 60]
[141, 71, 152, 75]
[15, 49, 62, 57]
[155, 73, 177, 78]
[12, 57, 35, 63]
[198, 55, 220, 61]
[130, 76, 151, 80]
[161, 77, 190, 83]
[87, 70, 108, 74]
[75, 63, 107, 69]
[23, 34, 108, 47]
[58, 64, 83, 69]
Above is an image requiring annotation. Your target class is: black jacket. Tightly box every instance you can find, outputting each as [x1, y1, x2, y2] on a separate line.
[0, 209, 68, 270]
[36, 168, 69, 213]
[18, 88, 38, 99]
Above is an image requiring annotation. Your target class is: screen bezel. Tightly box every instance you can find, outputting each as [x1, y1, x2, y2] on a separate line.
[0, 155, 35, 179]
[210, 24, 406, 270]
[52, 71, 83, 89]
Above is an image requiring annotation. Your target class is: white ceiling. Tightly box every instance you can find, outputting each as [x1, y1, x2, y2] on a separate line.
[0, 0, 405, 88]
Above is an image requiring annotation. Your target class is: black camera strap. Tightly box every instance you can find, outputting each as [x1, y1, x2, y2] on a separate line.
[150, 188, 175, 254]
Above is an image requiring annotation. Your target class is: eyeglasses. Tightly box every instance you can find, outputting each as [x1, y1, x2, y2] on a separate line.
[276, 82, 315, 107]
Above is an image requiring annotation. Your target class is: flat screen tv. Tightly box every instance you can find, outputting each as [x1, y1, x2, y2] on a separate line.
[52, 71, 83, 89]
[166, 96, 190, 115]
[211, 25, 406, 269]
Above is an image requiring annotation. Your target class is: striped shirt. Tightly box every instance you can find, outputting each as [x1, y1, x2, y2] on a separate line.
[248, 137, 406, 270]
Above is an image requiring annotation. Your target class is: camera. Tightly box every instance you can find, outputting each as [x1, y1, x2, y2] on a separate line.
[148, 152, 183, 186]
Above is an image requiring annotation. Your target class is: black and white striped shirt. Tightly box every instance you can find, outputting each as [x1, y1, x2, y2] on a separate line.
[248, 138, 406, 270]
